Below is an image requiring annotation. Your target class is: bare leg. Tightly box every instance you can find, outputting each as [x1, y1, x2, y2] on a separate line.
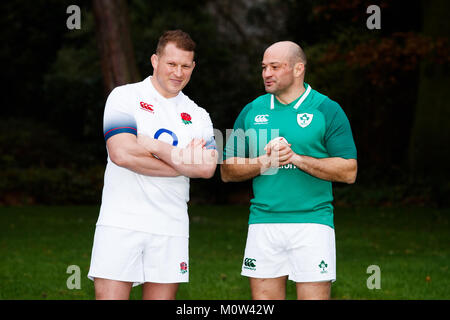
[296, 281, 331, 300]
[94, 278, 133, 300]
[142, 282, 179, 300]
[249, 276, 287, 300]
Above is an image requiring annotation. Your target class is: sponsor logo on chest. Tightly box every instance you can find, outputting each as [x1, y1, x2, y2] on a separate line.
[254, 114, 269, 125]
[140, 101, 155, 113]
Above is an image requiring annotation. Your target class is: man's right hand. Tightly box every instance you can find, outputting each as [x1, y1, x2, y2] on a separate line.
[177, 138, 206, 165]
[264, 138, 293, 167]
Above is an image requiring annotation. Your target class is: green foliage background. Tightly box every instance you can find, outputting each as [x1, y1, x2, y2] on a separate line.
[0, 0, 449, 206]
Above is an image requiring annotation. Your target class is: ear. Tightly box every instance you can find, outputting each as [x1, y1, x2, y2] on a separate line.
[192, 60, 196, 70]
[151, 54, 158, 70]
[294, 62, 305, 78]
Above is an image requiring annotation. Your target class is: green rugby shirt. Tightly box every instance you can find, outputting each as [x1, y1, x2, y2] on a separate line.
[223, 84, 357, 228]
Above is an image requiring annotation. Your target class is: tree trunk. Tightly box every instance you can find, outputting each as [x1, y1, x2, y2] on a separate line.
[92, 0, 141, 96]
[409, 0, 450, 177]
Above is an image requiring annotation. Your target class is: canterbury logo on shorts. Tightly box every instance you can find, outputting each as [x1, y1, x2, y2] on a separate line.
[243, 257, 256, 270]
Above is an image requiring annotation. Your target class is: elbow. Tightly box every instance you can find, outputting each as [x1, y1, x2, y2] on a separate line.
[203, 168, 216, 179]
[109, 148, 129, 168]
[220, 165, 231, 183]
[199, 151, 218, 179]
[340, 159, 357, 184]
[199, 164, 217, 179]
[346, 174, 357, 184]
[345, 165, 358, 184]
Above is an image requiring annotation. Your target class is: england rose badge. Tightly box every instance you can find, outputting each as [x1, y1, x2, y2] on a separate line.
[181, 112, 192, 125]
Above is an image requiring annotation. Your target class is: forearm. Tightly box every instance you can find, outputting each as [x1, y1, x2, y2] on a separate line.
[139, 137, 217, 179]
[290, 154, 357, 184]
[160, 145, 218, 178]
[221, 156, 270, 182]
[107, 134, 180, 177]
[119, 150, 181, 177]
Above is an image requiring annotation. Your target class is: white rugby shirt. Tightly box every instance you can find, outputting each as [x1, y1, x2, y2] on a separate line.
[97, 76, 216, 237]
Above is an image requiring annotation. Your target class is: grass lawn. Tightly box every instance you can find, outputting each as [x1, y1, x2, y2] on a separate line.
[0, 205, 448, 300]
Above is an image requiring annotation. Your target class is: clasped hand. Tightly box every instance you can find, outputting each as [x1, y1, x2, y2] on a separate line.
[263, 138, 295, 168]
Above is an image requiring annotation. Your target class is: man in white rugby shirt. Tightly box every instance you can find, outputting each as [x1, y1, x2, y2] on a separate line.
[88, 30, 218, 300]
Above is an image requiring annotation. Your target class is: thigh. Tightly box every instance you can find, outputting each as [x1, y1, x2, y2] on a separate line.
[296, 281, 331, 300]
[250, 276, 288, 300]
[94, 278, 133, 300]
[142, 282, 179, 300]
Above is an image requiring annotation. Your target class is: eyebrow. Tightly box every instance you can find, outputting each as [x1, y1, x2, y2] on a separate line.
[166, 60, 193, 66]
[261, 61, 283, 66]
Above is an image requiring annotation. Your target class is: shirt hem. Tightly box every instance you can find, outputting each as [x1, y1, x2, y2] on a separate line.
[248, 216, 334, 229]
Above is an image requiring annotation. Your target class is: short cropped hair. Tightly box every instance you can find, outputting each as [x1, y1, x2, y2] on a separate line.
[156, 30, 196, 56]
[290, 44, 307, 67]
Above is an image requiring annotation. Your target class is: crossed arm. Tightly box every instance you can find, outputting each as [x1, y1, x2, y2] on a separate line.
[107, 133, 218, 179]
[221, 142, 357, 184]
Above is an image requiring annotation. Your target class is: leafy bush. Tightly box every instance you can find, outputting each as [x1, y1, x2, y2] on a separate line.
[0, 118, 105, 205]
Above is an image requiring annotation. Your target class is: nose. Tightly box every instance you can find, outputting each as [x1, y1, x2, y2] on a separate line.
[262, 67, 272, 79]
[174, 65, 183, 77]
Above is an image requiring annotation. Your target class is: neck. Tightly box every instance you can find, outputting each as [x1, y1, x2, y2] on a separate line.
[150, 76, 177, 99]
[275, 83, 306, 105]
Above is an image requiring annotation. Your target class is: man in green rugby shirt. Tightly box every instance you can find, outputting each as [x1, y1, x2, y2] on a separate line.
[221, 41, 357, 300]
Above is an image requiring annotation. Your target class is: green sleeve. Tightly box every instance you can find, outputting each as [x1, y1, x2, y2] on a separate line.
[319, 99, 357, 159]
[223, 103, 252, 160]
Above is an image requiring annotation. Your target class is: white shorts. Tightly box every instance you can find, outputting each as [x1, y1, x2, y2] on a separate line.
[88, 225, 189, 286]
[241, 223, 336, 283]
